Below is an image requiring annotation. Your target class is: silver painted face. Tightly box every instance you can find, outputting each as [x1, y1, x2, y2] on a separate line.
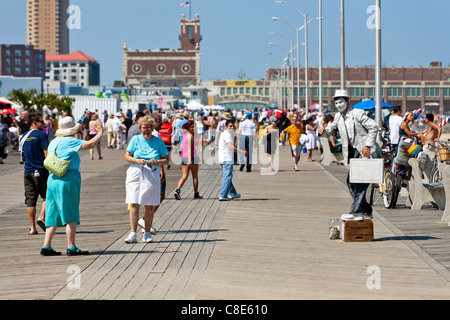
[335, 98, 347, 113]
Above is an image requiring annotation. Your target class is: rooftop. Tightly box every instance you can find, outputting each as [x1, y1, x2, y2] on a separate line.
[46, 50, 97, 62]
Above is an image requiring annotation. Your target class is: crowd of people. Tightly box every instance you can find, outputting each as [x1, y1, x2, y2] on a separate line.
[1, 96, 447, 254]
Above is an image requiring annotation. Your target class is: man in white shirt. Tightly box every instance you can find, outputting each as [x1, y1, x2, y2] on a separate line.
[388, 106, 403, 152]
[237, 112, 257, 172]
[215, 112, 233, 147]
[112, 113, 122, 148]
[218, 119, 247, 201]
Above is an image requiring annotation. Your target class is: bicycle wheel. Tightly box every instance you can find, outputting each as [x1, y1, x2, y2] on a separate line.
[388, 174, 402, 209]
[382, 171, 395, 208]
[369, 183, 381, 206]
[430, 167, 443, 184]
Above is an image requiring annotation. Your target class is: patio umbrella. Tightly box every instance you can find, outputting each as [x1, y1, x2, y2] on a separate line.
[353, 99, 393, 110]
[0, 108, 18, 115]
[0, 101, 11, 109]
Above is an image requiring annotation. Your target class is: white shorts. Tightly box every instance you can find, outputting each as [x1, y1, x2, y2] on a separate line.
[291, 144, 302, 157]
[126, 164, 161, 206]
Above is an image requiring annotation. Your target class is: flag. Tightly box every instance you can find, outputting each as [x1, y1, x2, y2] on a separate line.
[412, 108, 422, 120]
[180, 1, 190, 7]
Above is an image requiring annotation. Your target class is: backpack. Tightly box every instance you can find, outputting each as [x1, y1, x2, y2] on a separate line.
[159, 123, 173, 145]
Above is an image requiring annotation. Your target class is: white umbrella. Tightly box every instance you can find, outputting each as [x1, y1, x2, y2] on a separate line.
[187, 100, 203, 110]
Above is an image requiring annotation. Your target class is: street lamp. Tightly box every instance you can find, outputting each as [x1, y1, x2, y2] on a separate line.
[273, 13, 319, 115]
[269, 42, 291, 109]
[375, 0, 382, 128]
[269, 31, 294, 108]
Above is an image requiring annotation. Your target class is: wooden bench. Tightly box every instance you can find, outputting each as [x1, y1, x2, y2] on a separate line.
[439, 164, 450, 222]
[408, 157, 445, 210]
[320, 137, 343, 166]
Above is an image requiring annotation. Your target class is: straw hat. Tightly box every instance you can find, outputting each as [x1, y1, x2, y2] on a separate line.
[222, 112, 232, 120]
[55, 116, 81, 137]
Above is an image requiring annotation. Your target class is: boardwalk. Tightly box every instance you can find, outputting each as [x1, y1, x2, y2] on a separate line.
[0, 139, 450, 300]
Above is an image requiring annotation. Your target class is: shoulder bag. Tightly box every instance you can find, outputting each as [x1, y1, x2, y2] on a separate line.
[44, 138, 70, 177]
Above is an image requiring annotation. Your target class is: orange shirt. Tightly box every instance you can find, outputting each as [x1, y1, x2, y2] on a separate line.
[284, 125, 303, 146]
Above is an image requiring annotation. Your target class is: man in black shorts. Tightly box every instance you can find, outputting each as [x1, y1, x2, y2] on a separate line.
[20, 112, 49, 234]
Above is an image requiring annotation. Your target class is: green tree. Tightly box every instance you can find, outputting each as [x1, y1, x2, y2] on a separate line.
[32, 92, 48, 112]
[8, 89, 36, 111]
[50, 95, 74, 116]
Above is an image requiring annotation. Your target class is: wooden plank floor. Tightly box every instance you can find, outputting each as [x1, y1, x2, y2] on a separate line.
[1, 139, 450, 300]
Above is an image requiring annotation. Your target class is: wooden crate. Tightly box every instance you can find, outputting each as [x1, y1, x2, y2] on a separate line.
[342, 219, 373, 242]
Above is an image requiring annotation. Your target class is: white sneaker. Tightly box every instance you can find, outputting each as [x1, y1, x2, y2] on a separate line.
[138, 217, 157, 234]
[341, 213, 364, 221]
[143, 232, 153, 243]
[363, 213, 373, 219]
[124, 232, 138, 244]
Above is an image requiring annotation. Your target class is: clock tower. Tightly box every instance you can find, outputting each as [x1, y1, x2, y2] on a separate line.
[123, 14, 202, 87]
[179, 14, 202, 50]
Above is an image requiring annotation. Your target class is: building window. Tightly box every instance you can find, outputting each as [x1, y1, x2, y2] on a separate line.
[424, 87, 440, 98]
[14, 67, 21, 74]
[227, 88, 231, 95]
[406, 87, 421, 97]
[221, 88, 225, 96]
[15, 59, 21, 65]
[387, 87, 403, 98]
[294, 87, 305, 98]
[350, 87, 366, 98]
[443, 88, 450, 97]
[265, 88, 270, 96]
[14, 50, 21, 57]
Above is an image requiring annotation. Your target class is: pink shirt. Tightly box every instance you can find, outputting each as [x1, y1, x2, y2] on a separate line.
[181, 132, 198, 158]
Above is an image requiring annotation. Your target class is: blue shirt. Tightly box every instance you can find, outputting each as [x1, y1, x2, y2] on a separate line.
[20, 129, 49, 174]
[47, 136, 84, 171]
[127, 134, 169, 165]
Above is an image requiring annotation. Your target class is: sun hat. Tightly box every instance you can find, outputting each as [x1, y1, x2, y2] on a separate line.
[222, 112, 232, 120]
[55, 116, 81, 137]
[333, 89, 349, 99]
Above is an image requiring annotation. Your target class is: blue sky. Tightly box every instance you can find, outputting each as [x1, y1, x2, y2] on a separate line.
[1, 0, 449, 86]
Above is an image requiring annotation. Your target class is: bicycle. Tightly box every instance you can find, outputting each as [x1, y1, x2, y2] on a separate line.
[368, 131, 397, 208]
[424, 140, 450, 183]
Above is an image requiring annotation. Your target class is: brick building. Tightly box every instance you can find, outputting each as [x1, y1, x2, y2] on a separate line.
[123, 14, 202, 87]
[265, 62, 450, 114]
[0, 44, 45, 78]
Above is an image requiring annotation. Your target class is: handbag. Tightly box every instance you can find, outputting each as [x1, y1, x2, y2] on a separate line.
[44, 138, 70, 177]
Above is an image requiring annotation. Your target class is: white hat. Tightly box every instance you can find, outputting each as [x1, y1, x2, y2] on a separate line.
[55, 116, 81, 137]
[333, 89, 349, 99]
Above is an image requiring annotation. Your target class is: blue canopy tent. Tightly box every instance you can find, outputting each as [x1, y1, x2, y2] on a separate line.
[352, 99, 393, 110]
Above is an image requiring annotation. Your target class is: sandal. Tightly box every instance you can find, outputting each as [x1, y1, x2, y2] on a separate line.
[28, 229, 38, 235]
[37, 220, 46, 232]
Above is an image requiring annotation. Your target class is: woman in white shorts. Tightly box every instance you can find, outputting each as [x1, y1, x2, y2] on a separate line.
[124, 116, 169, 243]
